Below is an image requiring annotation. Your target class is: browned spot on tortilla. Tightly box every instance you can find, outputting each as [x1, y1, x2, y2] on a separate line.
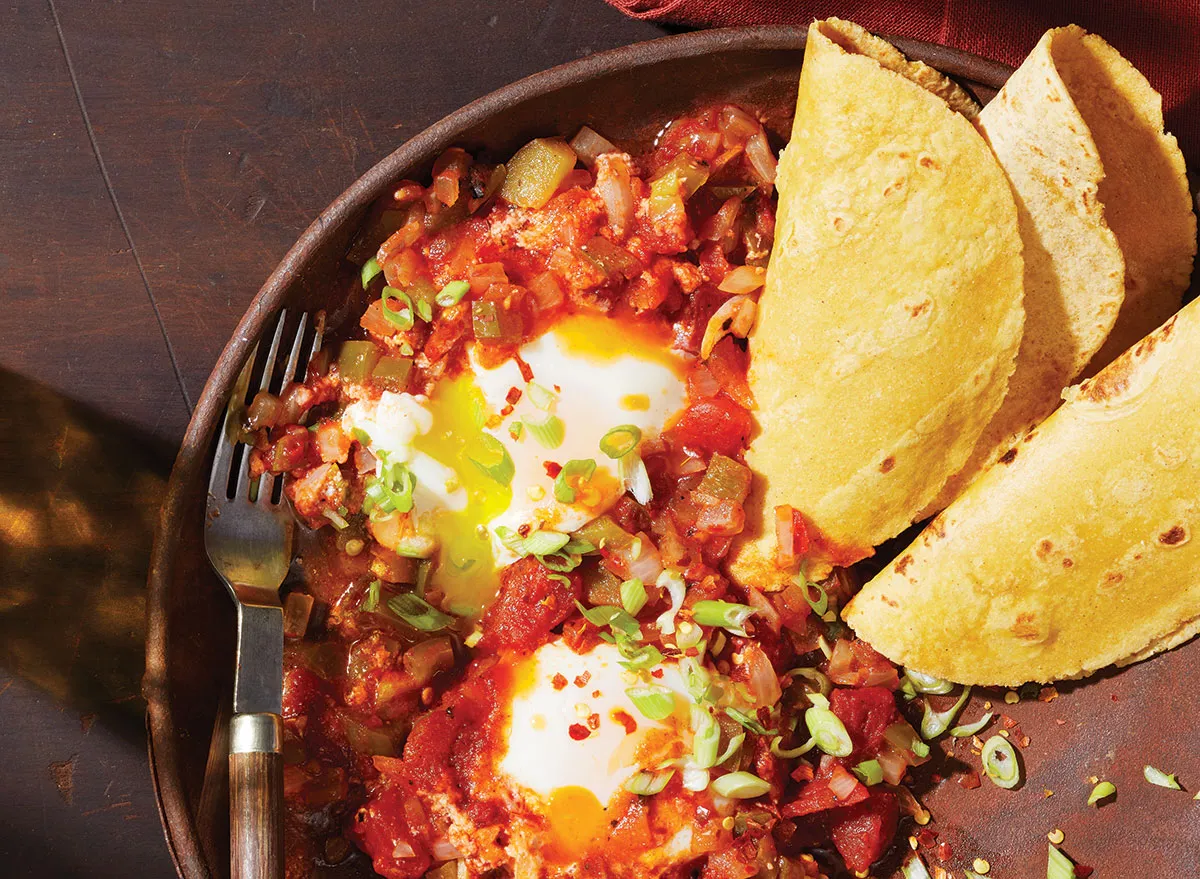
[894, 554, 913, 575]
[1011, 613, 1042, 640]
[1024, 430, 1037, 443]
[906, 300, 930, 318]
[882, 596, 899, 608]
[832, 216, 846, 232]
[1080, 316, 1177, 403]
[999, 448, 1018, 465]
[928, 516, 946, 539]
[1036, 539, 1054, 561]
[1062, 558, 1074, 569]
[918, 155, 939, 170]
[879, 456, 896, 473]
[1159, 525, 1187, 546]
[1103, 571, 1125, 587]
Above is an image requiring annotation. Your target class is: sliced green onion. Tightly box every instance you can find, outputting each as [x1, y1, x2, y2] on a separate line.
[363, 455, 417, 517]
[387, 593, 453, 631]
[852, 759, 883, 786]
[787, 667, 832, 697]
[805, 696, 853, 758]
[905, 670, 954, 695]
[626, 684, 675, 721]
[710, 771, 770, 799]
[691, 706, 721, 769]
[901, 853, 933, 879]
[920, 685, 972, 739]
[361, 257, 383, 289]
[614, 637, 662, 672]
[981, 734, 1021, 789]
[1144, 764, 1183, 790]
[1047, 844, 1075, 879]
[574, 600, 640, 636]
[716, 732, 745, 766]
[600, 424, 642, 459]
[1088, 780, 1116, 806]
[681, 765, 711, 792]
[682, 658, 717, 704]
[360, 579, 381, 613]
[725, 707, 777, 736]
[618, 453, 653, 504]
[691, 600, 756, 636]
[655, 569, 686, 635]
[435, 280, 470, 307]
[620, 578, 647, 616]
[554, 458, 597, 503]
[624, 769, 673, 796]
[381, 286, 415, 330]
[494, 526, 570, 558]
[950, 711, 993, 738]
[526, 381, 557, 411]
[675, 621, 705, 650]
[539, 551, 584, 573]
[547, 572, 572, 588]
[508, 421, 524, 441]
[799, 577, 828, 616]
[523, 413, 565, 449]
[468, 434, 515, 485]
[770, 735, 816, 759]
[414, 296, 434, 323]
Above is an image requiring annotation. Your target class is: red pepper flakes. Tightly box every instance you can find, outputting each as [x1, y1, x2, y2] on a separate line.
[956, 769, 982, 790]
[587, 713, 601, 731]
[574, 671, 591, 688]
[611, 709, 637, 735]
[592, 689, 601, 699]
[544, 461, 563, 478]
[1001, 715, 1017, 729]
[1013, 728, 1031, 748]
[916, 828, 938, 848]
[934, 842, 952, 861]
[790, 763, 815, 783]
[650, 668, 665, 679]
[505, 387, 522, 406]
[551, 673, 568, 691]
[1039, 686, 1059, 702]
[568, 723, 591, 741]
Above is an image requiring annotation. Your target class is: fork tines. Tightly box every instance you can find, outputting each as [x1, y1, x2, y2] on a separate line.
[209, 309, 324, 504]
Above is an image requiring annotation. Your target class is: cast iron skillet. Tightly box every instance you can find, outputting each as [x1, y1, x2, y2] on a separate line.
[146, 25, 1199, 879]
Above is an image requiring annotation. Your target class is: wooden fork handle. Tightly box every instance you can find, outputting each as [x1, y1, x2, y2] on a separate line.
[229, 713, 283, 879]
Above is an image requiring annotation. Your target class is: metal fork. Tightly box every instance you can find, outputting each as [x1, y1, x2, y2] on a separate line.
[205, 309, 321, 879]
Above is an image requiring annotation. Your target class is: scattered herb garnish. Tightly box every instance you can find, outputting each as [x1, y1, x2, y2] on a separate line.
[1144, 764, 1183, 790]
[387, 593, 454, 631]
[1088, 781, 1116, 806]
[921, 685, 972, 739]
[804, 693, 853, 757]
[600, 424, 642, 459]
[554, 458, 597, 503]
[710, 771, 771, 799]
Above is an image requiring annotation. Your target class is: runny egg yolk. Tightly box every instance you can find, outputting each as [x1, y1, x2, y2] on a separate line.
[353, 314, 689, 614]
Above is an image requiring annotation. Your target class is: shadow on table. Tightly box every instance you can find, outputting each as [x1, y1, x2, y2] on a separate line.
[0, 366, 176, 742]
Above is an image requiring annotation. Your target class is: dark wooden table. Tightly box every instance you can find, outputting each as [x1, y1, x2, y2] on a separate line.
[0, 3, 664, 875]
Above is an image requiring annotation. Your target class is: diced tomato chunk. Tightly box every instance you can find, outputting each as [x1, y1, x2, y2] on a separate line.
[478, 557, 583, 652]
[829, 790, 899, 873]
[666, 395, 753, 458]
[826, 638, 901, 690]
[829, 686, 899, 760]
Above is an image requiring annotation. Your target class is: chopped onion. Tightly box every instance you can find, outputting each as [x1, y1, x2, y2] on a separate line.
[391, 841, 417, 859]
[717, 105, 761, 147]
[282, 592, 315, 639]
[429, 838, 463, 861]
[744, 132, 778, 185]
[717, 265, 766, 294]
[827, 763, 863, 800]
[619, 453, 653, 505]
[681, 765, 711, 792]
[740, 642, 782, 706]
[876, 746, 910, 785]
[594, 157, 636, 235]
[569, 126, 619, 167]
[624, 532, 664, 584]
[689, 365, 722, 398]
[901, 853, 933, 879]
[745, 587, 780, 634]
[699, 295, 756, 359]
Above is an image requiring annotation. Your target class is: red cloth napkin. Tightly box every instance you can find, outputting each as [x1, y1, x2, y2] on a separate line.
[605, 0, 1200, 170]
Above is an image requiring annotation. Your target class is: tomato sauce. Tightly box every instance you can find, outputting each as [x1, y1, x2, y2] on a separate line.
[248, 103, 932, 879]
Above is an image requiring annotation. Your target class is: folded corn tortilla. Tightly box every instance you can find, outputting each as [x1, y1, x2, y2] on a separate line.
[730, 19, 1024, 585]
[844, 297, 1200, 685]
[928, 26, 1196, 511]
[1064, 29, 1196, 376]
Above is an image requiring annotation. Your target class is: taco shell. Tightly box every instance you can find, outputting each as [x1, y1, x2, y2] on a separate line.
[730, 19, 1024, 584]
[844, 297, 1200, 685]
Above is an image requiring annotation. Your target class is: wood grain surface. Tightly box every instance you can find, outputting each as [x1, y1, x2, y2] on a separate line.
[0, 2, 662, 876]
